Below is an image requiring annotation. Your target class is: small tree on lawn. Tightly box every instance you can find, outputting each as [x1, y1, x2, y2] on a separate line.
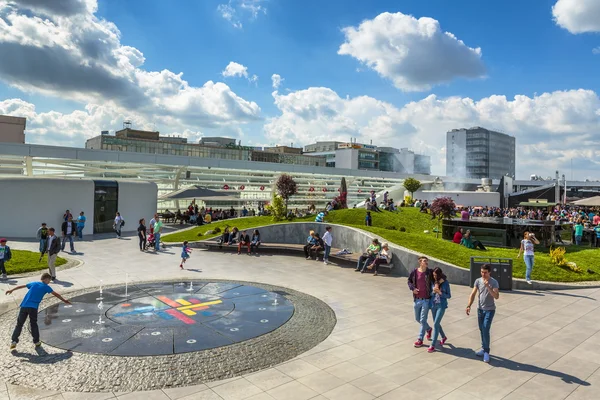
[430, 197, 456, 238]
[403, 178, 422, 201]
[275, 174, 297, 214]
[267, 195, 286, 222]
[332, 177, 348, 209]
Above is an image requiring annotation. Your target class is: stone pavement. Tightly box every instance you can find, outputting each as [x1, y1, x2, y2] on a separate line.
[1, 233, 600, 399]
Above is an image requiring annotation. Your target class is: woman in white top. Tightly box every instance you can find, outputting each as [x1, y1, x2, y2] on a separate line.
[113, 212, 124, 239]
[517, 231, 540, 284]
[367, 243, 390, 276]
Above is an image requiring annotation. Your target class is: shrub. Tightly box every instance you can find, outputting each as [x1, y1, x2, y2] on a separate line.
[550, 246, 582, 273]
[399, 227, 406, 232]
[196, 232, 204, 237]
[267, 195, 286, 222]
[385, 226, 397, 230]
[213, 227, 221, 233]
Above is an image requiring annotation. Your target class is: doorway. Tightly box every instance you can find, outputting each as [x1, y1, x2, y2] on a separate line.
[93, 180, 119, 234]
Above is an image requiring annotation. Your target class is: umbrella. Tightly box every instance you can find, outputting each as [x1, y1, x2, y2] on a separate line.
[570, 196, 600, 206]
[159, 186, 238, 200]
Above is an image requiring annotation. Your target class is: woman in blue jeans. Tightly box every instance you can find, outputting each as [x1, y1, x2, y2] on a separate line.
[427, 267, 451, 353]
[518, 231, 539, 284]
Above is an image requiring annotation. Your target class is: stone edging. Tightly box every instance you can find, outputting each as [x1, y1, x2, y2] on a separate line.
[0, 279, 336, 393]
[11, 253, 83, 280]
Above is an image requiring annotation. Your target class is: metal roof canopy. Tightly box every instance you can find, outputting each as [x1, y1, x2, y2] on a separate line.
[518, 201, 557, 207]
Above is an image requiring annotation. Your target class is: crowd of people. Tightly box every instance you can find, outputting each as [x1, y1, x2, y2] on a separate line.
[172, 201, 268, 225]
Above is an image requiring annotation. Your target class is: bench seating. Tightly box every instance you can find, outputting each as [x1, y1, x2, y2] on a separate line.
[200, 241, 395, 274]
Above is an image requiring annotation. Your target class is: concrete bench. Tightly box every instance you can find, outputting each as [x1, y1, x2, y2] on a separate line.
[201, 241, 362, 267]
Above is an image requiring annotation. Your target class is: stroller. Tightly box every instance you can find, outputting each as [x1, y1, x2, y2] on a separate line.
[147, 232, 164, 250]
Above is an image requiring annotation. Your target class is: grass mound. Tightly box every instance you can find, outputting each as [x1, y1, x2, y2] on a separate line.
[5, 250, 68, 275]
[163, 208, 600, 282]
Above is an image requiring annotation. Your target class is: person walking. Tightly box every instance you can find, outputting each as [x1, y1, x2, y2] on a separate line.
[36, 223, 49, 254]
[46, 228, 61, 281]
[149, 213, 158, 234]
[137, 218, 147, 251]
[114, 212, 124, 239]
[180, 241, 191, 269]
[0, 238, 12, 280]
[153, 216, 163, 251]
[427, 267, 451, 353]
[517, 231, 540, 284]
[6, 273, 71, 350]
[407, 256, 433, 347]
[466, 264, 500, 363]
[61, 216, 76, 253]
[322, 226, 333, 265]
[574, 220, 584, 246]
[76, 211, 86, 240]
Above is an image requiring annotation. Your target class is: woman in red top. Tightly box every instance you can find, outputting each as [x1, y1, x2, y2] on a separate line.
[453, 228, 463, 244]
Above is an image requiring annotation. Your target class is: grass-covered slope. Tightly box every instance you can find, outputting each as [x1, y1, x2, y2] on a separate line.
[5, 250, 68, 275]
[164, 208, 600, 282]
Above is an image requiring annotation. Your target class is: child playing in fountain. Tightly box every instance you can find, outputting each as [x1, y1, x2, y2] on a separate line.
[6, 273, 71, 350]
[180, 241, 192, 269]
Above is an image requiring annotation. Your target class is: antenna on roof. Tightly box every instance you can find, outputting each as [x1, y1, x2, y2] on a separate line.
[123, 120, 132, 129]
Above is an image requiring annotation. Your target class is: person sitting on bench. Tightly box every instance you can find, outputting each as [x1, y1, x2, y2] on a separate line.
[309, 233, 324, 260]
[250, 230, 261, 254]
[367, 242, 390, 276]
[227, 227, 239, 245]
[355, 238, 381, 272]
[304, 230, 316, 259]
[237, 230, 251, 254]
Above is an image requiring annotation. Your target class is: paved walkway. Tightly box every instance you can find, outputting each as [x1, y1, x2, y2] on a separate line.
[1, 234, 600, 400]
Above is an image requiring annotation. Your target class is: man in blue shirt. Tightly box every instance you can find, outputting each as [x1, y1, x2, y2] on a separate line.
[6, 273, 71, 349]
[76, 211, 86, 240]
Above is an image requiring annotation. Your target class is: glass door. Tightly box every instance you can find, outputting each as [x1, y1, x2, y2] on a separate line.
[93, 180, 119, 233]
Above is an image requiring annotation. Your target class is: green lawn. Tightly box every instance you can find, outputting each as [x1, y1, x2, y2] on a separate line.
[163, 208, 600, 282]
[5, 250, 68, 275]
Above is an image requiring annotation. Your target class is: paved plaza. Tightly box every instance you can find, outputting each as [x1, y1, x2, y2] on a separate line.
[1, 233, 600, 400]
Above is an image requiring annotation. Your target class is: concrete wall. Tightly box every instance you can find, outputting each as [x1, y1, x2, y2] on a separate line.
[0, 115, 26, 144]
[415, 190, 500, 207]
[118, 181, 158, 232]
[0, 177, 94, 239]
[225, 222, 471, 285]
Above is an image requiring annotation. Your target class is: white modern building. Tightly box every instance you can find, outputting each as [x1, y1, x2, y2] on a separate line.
[0, 177, 157, 239]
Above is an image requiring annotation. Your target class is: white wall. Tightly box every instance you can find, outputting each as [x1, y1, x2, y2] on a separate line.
[118, 180, 158, 232]
[0, 177, 94, 239]
[415, 190, 500, 207]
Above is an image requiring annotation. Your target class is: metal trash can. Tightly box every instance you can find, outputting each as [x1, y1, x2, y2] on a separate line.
[470, 257, 513, 290]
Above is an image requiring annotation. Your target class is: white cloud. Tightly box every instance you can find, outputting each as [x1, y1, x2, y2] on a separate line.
[265, 87, 600, 178]
[222, 61, 249, 78]
[0, 0, 261, 129]
[217, 0, 267, 29]
[271, 73, 283, 89]
[338, 12, 486, 92]
[593, 47, 600, 55]
[552, 0, 600, 34]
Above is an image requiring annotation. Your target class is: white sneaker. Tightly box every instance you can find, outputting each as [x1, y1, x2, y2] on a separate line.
[1, 273, 6, 279]
[475, 349, 485, 357]
[483, 352, 490, 363]
[526, 280, 532, 285]
[324, 261, 328, 265]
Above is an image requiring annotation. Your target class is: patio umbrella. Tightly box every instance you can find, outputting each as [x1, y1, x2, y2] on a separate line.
[159, 186, 238, 201]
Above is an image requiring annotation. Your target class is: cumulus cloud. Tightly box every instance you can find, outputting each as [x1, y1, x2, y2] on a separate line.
[217, 0, 267, 29]
[552, 0, 600, 34]
[265, 87, 600, 177]
[338, 12, 486, 92]
[593, 47, 600, 55]
[0, 0, 261, 129]
[222, 61, 249, 78]
[271, 73, 283, 89]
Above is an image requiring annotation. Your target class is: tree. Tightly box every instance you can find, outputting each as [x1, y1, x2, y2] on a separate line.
[275, 174, 297, 213]
[332, 177, 348, 209]
[403, 178, 422, 199]
[430, 197, 457, 238]
[267, 195, 286, 222]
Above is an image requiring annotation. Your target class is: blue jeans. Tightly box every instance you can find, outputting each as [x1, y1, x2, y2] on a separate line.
[77, 226, 84, 239]
[524, 255, 534, 281]
[575, 235, 582, 246]
[154, 232, 161, 250]
[478, 309, 495, 353]
[431, 306, 446, 346]
[61, 235, 75, 252]
[414, 299, 431, 340]
[39, 239, 46, 253]
[324, 244, 331, 261]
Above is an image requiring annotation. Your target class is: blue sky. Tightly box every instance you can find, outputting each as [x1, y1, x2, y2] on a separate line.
[0, 0, 599, 178]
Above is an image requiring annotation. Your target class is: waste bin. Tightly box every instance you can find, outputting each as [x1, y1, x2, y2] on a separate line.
[470, 257, 513, 290]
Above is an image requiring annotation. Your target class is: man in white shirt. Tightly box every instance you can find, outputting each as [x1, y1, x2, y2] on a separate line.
[322, 226, 333, 265]
[46, 228, 61, 281]
[61, 217, 76, 253]
[114, 212, 123, 238]
[149, 213, 158, 234]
